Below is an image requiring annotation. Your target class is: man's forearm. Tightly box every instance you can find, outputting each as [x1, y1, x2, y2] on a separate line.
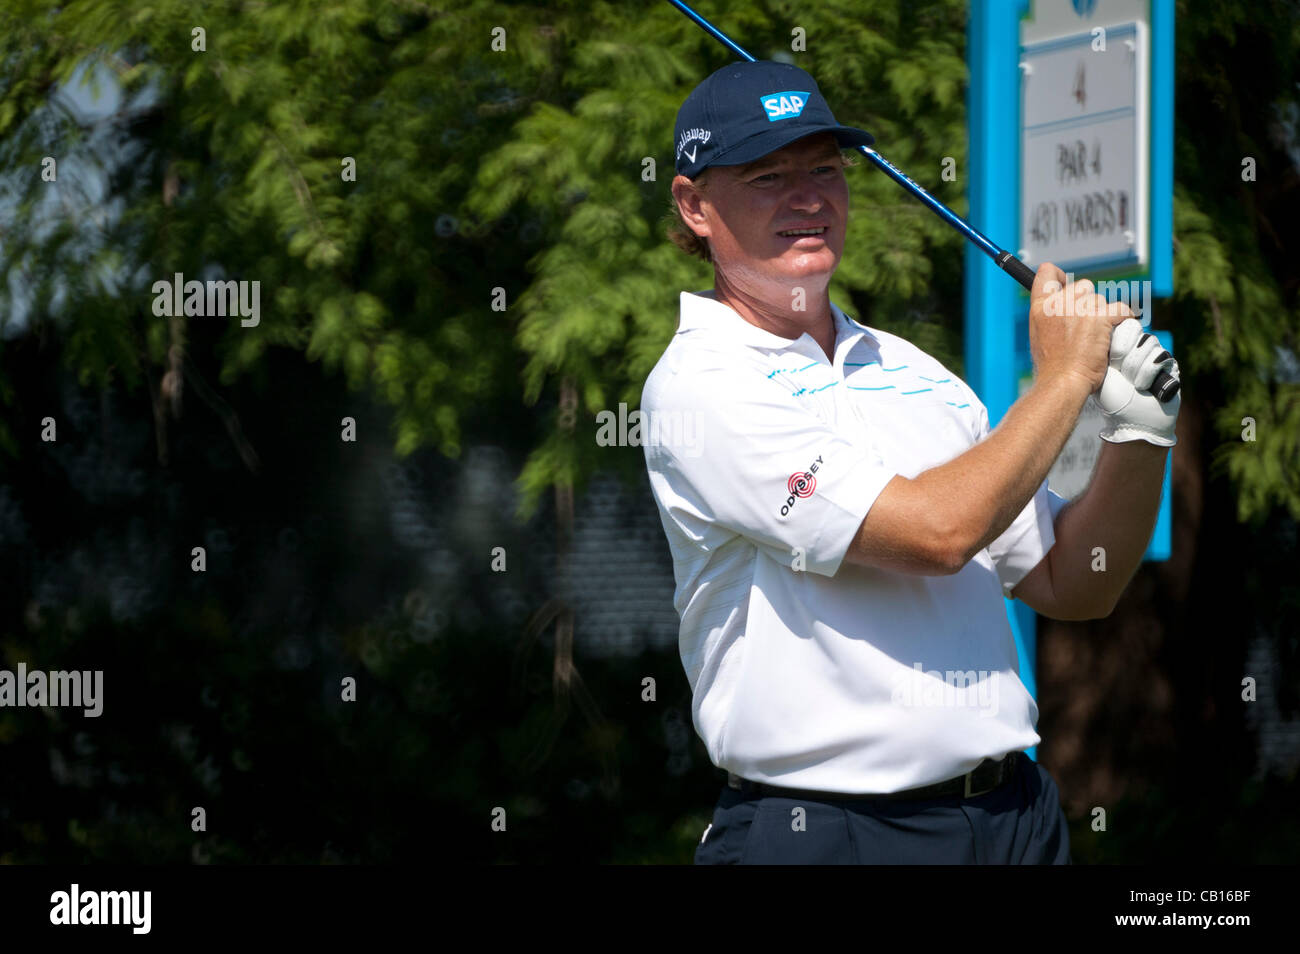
[915, 373, 1091, 564]
[1045, 439, 1168, 617]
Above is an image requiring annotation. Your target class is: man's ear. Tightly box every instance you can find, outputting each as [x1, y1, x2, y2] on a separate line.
[671, 174, 711, 240]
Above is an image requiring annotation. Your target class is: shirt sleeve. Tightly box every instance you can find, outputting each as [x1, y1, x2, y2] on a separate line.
[986, 480, 1070, 598]
[969, 394, 1071, 597]
[643, 358, 899, 577]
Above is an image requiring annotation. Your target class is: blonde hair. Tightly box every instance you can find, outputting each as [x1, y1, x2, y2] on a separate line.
[665, 168, 716, 263]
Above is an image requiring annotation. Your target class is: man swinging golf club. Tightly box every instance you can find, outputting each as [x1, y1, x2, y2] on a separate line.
[641, 60, 1180, 864]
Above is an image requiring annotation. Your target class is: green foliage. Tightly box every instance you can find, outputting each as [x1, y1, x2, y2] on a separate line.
[1, 0, 539, 462]
[1170, 1, 1300, 521]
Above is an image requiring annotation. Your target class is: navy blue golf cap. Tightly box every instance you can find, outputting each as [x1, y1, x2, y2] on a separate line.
[674, 60, 874, 179]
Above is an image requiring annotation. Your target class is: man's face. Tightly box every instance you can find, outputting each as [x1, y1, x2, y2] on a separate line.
[675, 132, 849, 298]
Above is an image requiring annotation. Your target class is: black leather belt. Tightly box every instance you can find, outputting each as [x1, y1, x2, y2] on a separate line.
[727, 753, 1020, 802]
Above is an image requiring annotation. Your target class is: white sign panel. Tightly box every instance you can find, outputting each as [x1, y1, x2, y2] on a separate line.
[1019, 22, 1148, 275]
[1017, 369, 1104, 501]
[1046, 401, 1106, 500]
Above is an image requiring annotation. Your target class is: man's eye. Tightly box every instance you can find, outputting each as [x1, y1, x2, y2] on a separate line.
[752, 173, 778, 183]
[814, 165, 838, 174]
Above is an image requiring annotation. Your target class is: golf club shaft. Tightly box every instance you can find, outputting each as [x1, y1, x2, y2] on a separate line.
[667, 0, 1179, 402]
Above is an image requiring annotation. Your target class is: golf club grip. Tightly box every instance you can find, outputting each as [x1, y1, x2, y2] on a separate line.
[1150, 368, 1180, 401]
[996, 251, 1179, 403]
[996, 251, 1037, 290]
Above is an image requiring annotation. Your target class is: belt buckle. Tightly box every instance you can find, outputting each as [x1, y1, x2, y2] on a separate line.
[963, 757, 996, 798]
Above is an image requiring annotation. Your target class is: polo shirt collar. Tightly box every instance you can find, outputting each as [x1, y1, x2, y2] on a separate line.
[678, 290, 876, 359]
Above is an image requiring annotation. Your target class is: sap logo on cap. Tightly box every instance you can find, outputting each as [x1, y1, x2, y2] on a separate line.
[760, 90, 811, 122]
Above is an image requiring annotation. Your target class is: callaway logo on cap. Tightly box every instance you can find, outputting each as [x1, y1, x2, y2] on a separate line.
[673, 61, 874, 179]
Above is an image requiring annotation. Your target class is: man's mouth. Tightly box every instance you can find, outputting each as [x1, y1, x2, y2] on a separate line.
[777, 227, 828, 237]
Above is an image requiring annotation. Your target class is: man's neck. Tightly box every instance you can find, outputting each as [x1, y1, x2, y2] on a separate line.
[712, 275, 837, 363]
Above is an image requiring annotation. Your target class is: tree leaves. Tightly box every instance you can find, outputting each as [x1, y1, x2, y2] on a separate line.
[0, 0, 1294, 520]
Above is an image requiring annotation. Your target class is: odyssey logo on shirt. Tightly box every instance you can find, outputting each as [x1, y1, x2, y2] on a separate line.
[778, 455, 822, 516]
[760, 91, 810, 121]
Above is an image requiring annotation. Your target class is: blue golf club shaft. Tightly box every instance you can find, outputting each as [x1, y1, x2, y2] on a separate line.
[666, 0, 1179, 402]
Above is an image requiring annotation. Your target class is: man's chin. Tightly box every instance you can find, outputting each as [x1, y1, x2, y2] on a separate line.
[713, 250, 838, 295]
[778, 250, 838, 280]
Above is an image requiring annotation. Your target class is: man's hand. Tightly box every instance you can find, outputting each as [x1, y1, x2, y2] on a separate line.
[1094, 318, 1181, 447]
[1028, 263, 1134, 397]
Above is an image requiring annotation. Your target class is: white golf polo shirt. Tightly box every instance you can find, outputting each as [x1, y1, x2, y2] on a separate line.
[642, 290, 1069, 794]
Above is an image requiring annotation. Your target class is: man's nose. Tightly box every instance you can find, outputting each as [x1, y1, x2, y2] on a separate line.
[785, 175, 826, 210]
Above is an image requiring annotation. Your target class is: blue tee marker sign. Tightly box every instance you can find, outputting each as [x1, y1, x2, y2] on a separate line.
[966, 0, 1174, 736]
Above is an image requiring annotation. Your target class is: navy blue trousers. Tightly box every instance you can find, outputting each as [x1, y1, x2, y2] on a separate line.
[695, 752, 1072, 864]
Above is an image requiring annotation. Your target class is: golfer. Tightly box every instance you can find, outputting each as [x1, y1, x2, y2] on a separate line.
[641, 61, 1180, 864]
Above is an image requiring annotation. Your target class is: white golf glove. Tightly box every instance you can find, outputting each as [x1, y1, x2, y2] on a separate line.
[1094, 318, 1180, 447]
